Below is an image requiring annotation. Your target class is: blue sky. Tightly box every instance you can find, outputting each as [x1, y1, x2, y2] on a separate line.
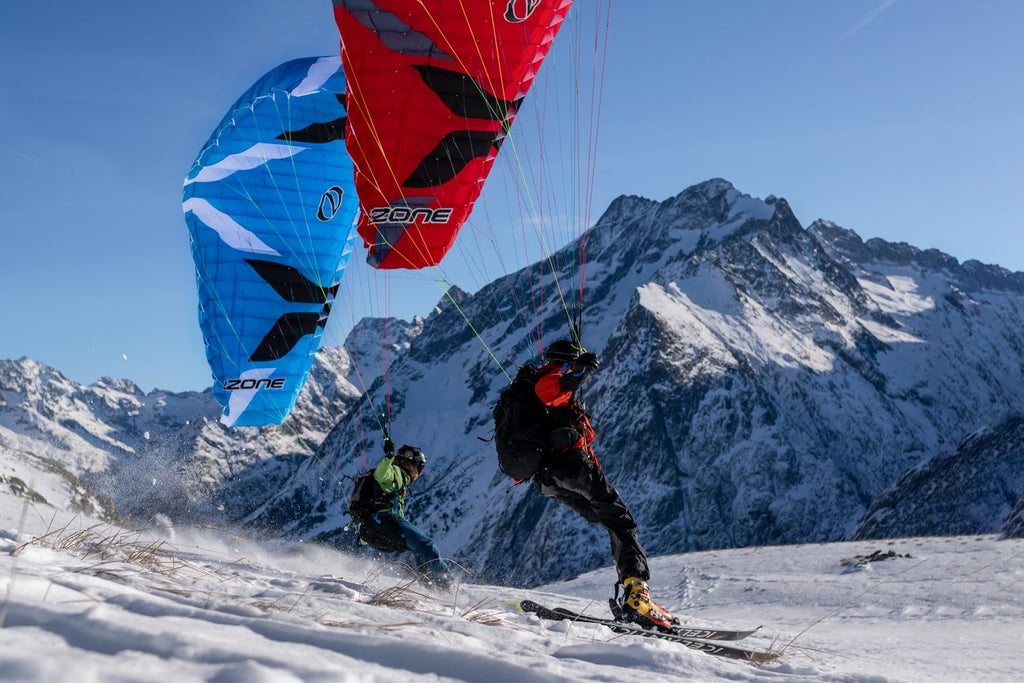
[1, 1, 1021, 393]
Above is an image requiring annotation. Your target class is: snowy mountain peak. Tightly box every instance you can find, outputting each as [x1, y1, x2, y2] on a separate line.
[671, 177, 737, 208]
[1, 357, 69, 392]
[431, 285, 470, 316]
[592, 179, 774, 256]
[810, 219, 1024, 293]
[92, 376, 144, 396]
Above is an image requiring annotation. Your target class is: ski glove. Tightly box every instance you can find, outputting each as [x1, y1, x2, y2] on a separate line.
[575, 352, 600, 372]
[383, 438, 396, 456]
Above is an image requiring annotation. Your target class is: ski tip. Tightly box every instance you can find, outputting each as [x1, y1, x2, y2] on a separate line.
[510, 599, 540, 613]
[519, 599, 546, 614]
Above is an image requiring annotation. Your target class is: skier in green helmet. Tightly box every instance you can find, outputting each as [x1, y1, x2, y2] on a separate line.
[349, 439, 453, 589]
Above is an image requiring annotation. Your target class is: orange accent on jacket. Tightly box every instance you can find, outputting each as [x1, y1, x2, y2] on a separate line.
[534, 363, 600, 468]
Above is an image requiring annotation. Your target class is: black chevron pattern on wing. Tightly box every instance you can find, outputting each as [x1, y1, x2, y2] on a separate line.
[403, 130, 501, 188]
[412, 65, 521, 121]
[277, 116, 347, 144]
[249, 312, 323, 362]
[246, 259, 337, 304]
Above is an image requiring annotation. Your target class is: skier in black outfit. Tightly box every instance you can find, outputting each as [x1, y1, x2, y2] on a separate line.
[497, 338, 676, 628]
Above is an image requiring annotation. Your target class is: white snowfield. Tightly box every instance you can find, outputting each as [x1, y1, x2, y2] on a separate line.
[0, 494, 1021, 682]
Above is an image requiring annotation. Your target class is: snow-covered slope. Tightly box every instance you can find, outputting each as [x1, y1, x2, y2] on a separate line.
[1, 490, 1021, 682]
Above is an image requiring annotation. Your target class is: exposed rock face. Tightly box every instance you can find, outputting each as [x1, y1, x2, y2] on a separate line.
[854, 415, 1024, 539]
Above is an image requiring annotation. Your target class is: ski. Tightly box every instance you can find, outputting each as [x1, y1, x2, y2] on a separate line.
[580, 607, 759, 641]
[518, 600, 779, 664]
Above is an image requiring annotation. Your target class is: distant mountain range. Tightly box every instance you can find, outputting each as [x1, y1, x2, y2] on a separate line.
[2, 179, 1022, 586]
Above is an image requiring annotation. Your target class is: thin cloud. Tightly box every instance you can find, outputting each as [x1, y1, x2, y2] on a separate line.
[833, 0, 898, 45]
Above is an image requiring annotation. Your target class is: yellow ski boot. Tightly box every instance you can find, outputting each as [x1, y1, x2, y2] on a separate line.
[616, 576, 678, 630]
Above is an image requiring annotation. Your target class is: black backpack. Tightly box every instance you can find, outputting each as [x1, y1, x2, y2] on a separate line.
[348, 471, 392, 519]
[493, 364, 550, 480]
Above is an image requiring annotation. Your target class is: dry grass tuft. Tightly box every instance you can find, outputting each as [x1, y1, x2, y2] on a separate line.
[15, 521, 185, 579]
[318, 617, 426, 631]
[366, 581, 430, 611]
[460, 597, 504, 626]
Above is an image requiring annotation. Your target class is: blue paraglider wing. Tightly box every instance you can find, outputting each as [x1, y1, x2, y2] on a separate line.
[183, 56, 357, 427]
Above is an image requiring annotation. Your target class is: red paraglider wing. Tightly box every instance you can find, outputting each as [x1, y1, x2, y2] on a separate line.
[334, 0, 573, 269]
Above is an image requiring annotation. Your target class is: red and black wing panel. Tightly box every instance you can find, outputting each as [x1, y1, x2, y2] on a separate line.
[334, 0, 574, 269]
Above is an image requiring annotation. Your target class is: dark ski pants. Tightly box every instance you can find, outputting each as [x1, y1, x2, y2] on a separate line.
[359, 512, 452, 584]
[534, 449, 650, 583]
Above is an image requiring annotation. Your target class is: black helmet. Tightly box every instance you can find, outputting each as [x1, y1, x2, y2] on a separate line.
[544, 339, 581, 364]
[396, 445, 426, 472]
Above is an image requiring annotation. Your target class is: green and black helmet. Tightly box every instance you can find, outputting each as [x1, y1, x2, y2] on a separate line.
[396, 445, 427, 473]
